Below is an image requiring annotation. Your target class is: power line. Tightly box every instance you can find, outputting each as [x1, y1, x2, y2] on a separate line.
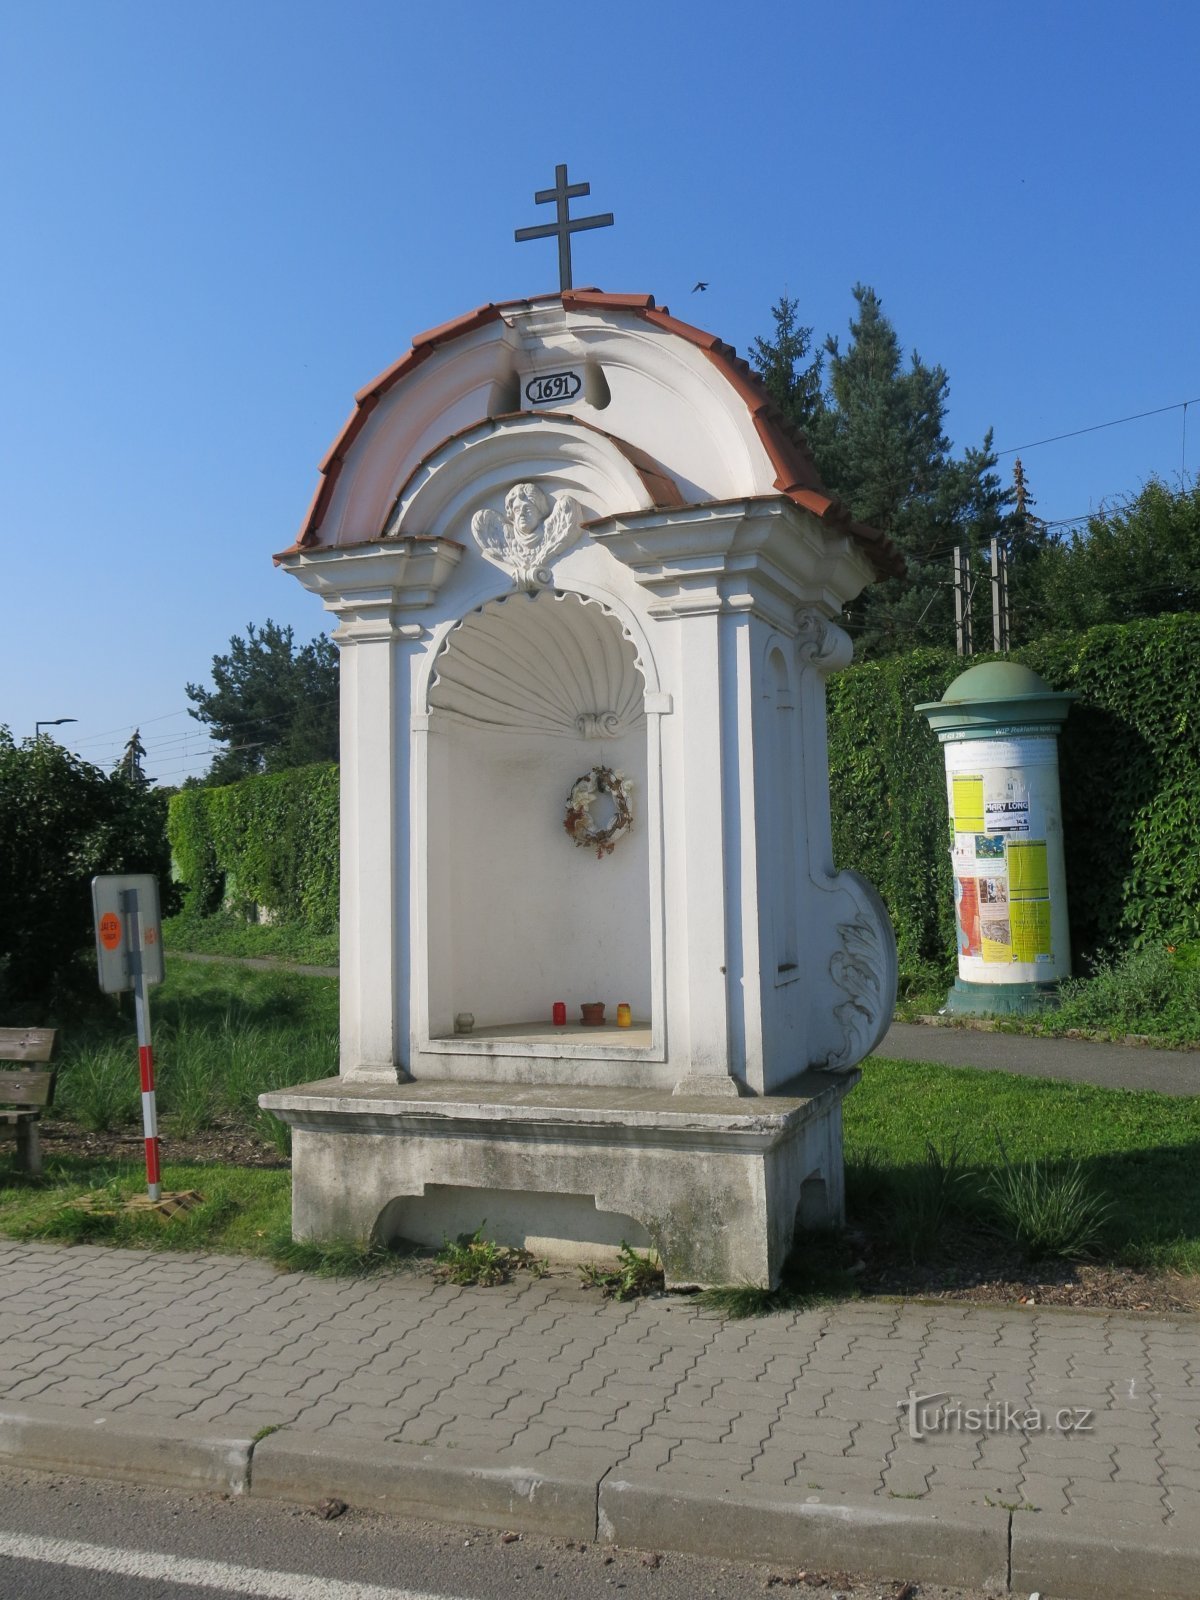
[71, 693, 340, 756]
[997, 397, 1200, 457]
[70, 707, 194, 749]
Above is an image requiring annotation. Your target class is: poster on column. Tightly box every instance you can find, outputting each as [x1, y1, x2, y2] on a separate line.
[947, 743, 1061, 979]
[955, 875, 982, 957]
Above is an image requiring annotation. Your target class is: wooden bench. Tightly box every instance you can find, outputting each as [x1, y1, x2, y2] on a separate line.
[1, 1028, 58, 1176]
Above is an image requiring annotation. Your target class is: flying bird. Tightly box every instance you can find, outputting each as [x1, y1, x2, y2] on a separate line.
[692, 281, 708, 292]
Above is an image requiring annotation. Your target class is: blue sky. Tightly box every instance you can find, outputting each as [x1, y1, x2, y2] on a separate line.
[2, 0, 1196, 783]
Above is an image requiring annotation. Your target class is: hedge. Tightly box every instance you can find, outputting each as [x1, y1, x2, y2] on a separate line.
[168, 614, 1200, 969]
[168, 763, 339, 932]
[828, 613, 1200, 978]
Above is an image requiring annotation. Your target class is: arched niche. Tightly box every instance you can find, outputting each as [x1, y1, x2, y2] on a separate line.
[420, 589, 656, 1057]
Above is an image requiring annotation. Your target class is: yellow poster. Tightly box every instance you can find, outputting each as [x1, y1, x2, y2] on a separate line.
[952, 775, 985, 833]
[1007, 840, 1049, 900]
[1011, 900, 1053, 962]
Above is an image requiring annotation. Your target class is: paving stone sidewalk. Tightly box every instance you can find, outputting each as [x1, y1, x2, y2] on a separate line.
[1, 1240, 1197, 1594]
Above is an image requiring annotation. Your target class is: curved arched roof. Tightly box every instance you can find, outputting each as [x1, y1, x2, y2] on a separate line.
[283, 290, 903, 580]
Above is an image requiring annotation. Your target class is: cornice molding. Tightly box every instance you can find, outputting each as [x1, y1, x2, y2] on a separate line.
[588, 499, 875, 626]
[278, 539, 463, 642]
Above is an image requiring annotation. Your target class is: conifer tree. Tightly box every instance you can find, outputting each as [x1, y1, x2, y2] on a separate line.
[753, 285, 1017, 656]
[116, 728, 148, 786]
[749, 295, 825, 438]
[186, 621, 339, 783]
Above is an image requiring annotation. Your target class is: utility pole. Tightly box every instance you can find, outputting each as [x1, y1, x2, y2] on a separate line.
[990, 537, 1011, 653]
[953, 546, 974, 657]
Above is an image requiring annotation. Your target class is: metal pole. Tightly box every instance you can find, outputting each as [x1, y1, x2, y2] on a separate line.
[1000, 540, 1011, 653]
[991, 537, 1003, 653]
[954, 547, 974, 657]
[122, 889, 160, 1201]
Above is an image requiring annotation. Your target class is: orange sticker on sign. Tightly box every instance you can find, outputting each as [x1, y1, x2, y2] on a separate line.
[99, 912, 122, 951]
[144, 926, 158, 945]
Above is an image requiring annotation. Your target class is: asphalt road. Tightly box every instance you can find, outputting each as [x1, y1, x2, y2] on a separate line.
[876, 1020, 1199, 1095]
[0, 1465, 995, 1600]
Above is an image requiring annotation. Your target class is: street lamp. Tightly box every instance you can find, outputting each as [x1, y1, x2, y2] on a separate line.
[35, 717, 77, 741]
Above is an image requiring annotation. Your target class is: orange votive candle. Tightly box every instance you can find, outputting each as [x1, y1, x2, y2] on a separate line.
[617, 1002, 632, 1028]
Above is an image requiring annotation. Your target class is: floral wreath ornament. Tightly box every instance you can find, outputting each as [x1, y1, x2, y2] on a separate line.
[564, 766, 634, 859]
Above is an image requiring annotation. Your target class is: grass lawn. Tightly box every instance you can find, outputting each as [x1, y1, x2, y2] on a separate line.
[0, 1159, 291, 1257]
[5, 963, 1198, 1287]
[0, 960, 341, 1267]
[149, 956, 339, 1037]
[52, 959, 339, 1146]
[896, 942, 1200, 1049]
[163, 911, 338, 969]
[849, 1057, 1200, 1273]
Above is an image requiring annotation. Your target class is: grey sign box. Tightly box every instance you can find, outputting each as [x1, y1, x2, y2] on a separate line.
[91, 874, 164, 994]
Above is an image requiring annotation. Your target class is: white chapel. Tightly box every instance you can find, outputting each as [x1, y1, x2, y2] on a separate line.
[262, 285, 900, 1288]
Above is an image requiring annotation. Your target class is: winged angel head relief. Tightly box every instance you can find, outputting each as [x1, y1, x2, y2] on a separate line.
[470, 482, 581, 589]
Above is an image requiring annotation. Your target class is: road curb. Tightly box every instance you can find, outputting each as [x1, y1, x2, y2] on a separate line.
[248, 1431, 603, 1541]
[0, 1402, 253, 1495]
[598, 1474, 1010, 1591]
[3, 1403, 1195, 1597]
[1011, 1507, 1200, 1600]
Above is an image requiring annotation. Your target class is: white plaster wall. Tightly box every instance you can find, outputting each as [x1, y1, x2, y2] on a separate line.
[756, 635, 810, 1091]
[427, 721, 651, 1031]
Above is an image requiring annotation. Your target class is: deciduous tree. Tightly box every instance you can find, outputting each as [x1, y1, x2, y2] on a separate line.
[1024, 478, 1200, 633]
[0, 730, 173, 1008]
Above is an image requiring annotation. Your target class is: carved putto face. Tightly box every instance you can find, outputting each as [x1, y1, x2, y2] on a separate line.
[504, 482, 551, 548]
[471, 480, 581, 589]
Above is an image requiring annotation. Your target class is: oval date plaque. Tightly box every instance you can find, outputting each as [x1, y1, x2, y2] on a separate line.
[524, 370, 582, 407]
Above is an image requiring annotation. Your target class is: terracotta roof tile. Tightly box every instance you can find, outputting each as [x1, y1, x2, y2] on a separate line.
[299, 306, 501, 548]
[293, 291, 903, 580]
[561, 289, 657, 312]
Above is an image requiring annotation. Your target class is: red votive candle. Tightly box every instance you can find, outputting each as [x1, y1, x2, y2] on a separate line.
[552, 1001, 567, 1026]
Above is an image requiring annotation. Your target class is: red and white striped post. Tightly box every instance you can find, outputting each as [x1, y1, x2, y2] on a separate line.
[121, 888, 161, 1201]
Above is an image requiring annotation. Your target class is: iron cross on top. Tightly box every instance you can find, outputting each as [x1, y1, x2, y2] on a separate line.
[514, 163, 614, 292]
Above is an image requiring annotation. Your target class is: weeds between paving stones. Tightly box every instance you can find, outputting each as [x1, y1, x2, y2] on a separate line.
[578, 1242, 664, 1300]
[267, 1228, 402, 1278]
[699, 1228, 863, 1318]
[434, 1224, 548, 1287]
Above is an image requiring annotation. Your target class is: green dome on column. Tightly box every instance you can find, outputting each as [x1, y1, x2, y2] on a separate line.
[944, 661, 1051, 701]
[916, 661, 1074, 740]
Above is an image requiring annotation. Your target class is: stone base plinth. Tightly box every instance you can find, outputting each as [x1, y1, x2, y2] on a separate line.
[944, 977, 1061, 1017]
[259, 1072, 859, 1289]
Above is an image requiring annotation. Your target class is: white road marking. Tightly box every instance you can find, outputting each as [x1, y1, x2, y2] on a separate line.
[0, 1528, 461, 1600]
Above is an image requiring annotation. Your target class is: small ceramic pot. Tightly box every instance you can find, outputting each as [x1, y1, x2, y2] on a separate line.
[454, 1012, 475, 1034]
[580, 1001, 606, 1027]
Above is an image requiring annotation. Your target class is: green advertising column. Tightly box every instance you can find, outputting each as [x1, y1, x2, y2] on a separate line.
[916, 663, 1074, 1016]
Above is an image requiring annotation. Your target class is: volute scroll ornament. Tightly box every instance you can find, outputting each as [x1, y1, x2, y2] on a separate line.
[821, 871, 898, 1072]
[795, 607, 853, 675]
[471, 482, 581, 590]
